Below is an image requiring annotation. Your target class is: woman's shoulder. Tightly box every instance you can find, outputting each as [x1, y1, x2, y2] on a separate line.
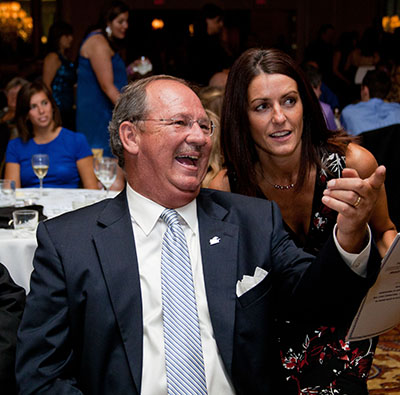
[6, 136, 24, 149]
[44, 51, 60, 63]
[86, 30, 107, 43]
[59, 128, 91, 150]
[345, 142, 378, 178]
[59, 128, 84, 140]
[80, 31, 110, 57]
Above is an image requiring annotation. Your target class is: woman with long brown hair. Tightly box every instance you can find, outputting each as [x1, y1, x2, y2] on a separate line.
[210, 47, 396, 394]
[5, 80, 97, 189]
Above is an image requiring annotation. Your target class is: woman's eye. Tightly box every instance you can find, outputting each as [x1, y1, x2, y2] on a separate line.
[255, 103, 268, 111]
[284, 97, 296, 106]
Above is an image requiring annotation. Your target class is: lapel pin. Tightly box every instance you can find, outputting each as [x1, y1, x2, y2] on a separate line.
[209, 236, 221, 245]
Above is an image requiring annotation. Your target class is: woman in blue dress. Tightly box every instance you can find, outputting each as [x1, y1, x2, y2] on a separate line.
[5, 80, 98, 189]
[76, 1, 129, 159]
[42, 21, 76, 130]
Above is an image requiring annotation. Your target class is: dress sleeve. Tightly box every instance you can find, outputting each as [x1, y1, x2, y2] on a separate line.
[5, 138, 21, 164]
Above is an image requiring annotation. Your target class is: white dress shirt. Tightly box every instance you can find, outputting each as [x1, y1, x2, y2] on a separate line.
[126, 184, 235, 395]
[126, 184, 371, 394]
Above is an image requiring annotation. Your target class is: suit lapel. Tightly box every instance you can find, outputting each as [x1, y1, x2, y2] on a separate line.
[91, 189, 239, 387]
[197, 191, 239, 375]
[93, 191, 143, 393]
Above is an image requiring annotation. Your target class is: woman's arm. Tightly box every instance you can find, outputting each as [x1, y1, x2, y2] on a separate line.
[346, 143, 397, 256]
[208, 169, 231, 191]
[4, 163, 21, 188]
[76, 156, 98, 189]
[42, 52, 61, 91]
[83, 34, 121, 105]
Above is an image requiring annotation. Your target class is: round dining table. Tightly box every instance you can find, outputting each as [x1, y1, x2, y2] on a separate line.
[0, 188, 119, 293]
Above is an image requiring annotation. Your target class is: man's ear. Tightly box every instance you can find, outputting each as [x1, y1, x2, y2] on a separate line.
[119, 121, 140, 155]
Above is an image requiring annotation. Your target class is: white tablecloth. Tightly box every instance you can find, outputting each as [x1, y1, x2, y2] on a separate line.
[0, 188, 119, 292]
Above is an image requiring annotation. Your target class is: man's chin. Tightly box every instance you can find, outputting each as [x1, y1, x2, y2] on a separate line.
[159, 184, 201, 208]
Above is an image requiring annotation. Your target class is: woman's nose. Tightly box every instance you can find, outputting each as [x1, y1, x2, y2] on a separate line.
[271, 105, 286, 124]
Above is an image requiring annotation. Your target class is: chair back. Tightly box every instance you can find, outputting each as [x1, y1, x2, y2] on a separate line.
[360, 124, 400, 230]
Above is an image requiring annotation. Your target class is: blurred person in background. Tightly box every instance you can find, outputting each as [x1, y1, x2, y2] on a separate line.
[5, 80, 97, 189]
[0, 77, 29, 138]
[201, 109, 223, 187]
[302, 63, 338, 130]
[186, 3, 232, 86]
[0, 263, 25, 395]
[42, 21, 76, 130]
[76, 0, 129, 161]
[0, 77, 28, 174]
[341, 69, 400, 135]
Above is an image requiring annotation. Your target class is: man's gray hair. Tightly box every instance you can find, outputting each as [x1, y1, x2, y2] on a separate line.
[109, 74, 190, 168]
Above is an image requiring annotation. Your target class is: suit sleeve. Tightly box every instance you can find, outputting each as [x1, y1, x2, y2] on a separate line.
[0, 263, 25, 395]
[268, 201, 381, 324]
[15, 222, 83, 395]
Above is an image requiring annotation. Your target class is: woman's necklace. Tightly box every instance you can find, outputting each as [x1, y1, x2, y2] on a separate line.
[264, 177, 296, 190]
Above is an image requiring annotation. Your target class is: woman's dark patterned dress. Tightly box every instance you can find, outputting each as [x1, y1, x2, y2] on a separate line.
[230, 152, 377, 394]
[279, 153, 377, 395]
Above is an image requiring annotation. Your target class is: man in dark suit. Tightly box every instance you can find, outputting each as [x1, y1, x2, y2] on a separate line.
[16, 75, 384, 394]
[0, 263, 25, 395]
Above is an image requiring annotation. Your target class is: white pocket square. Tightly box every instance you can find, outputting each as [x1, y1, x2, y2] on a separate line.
[236, 267, 269, 297]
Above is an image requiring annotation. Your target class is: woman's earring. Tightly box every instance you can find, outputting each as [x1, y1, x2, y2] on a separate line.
[105, 26, 112, 38]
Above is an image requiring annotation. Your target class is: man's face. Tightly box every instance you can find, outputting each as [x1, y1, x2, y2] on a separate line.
[206, 16, 223, 35]
[129, 80, 212, 208]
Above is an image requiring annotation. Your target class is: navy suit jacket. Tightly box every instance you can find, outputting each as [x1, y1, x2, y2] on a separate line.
[16, 189, 380, 394]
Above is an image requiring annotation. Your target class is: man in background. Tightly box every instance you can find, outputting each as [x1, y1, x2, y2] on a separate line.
[341, 69, 400, 135]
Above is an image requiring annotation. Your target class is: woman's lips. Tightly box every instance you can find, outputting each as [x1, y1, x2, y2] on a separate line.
[270, 130, 291, 138]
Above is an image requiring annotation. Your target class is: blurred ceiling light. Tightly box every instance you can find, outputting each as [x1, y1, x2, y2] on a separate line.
[0, 1, 33, 43]
[152, 18, 164, 30]
[189, 23, 194, 37]
[382, 15, 400, 33]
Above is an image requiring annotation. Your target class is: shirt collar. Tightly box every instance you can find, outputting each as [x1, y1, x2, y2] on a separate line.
[126, 183, 198, 236]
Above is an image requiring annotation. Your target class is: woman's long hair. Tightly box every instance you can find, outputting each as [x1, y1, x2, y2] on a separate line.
[46, 20, 73, 54]
[221, 47, 350, 196]
[16, 80, 61, 143]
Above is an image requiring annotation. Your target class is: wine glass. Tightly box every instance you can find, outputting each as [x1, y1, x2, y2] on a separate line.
[93, 157, 117, 196]
[31, 154, 49, 197]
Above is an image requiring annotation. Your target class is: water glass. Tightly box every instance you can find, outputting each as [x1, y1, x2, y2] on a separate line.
[0, 179, 16, 207]
[12, 209, 39, 230]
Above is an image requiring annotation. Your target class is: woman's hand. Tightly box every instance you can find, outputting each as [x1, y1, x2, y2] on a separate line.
[322, 166, 386, 253]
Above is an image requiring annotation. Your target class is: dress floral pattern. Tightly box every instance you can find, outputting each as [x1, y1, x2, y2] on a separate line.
[278, 153, 377, 395]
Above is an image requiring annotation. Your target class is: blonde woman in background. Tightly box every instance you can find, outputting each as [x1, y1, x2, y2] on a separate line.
[202, 109, 223, 187]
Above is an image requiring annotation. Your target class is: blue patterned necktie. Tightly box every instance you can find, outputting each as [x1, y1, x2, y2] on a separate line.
[160, 208, 208, 395]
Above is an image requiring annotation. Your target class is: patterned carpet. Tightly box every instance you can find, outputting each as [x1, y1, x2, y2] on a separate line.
[368, 325, 400, 394]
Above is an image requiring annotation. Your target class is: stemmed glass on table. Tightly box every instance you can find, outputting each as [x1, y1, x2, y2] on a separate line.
[93, 157, 117, 196]
[31, 154, 49, 197]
